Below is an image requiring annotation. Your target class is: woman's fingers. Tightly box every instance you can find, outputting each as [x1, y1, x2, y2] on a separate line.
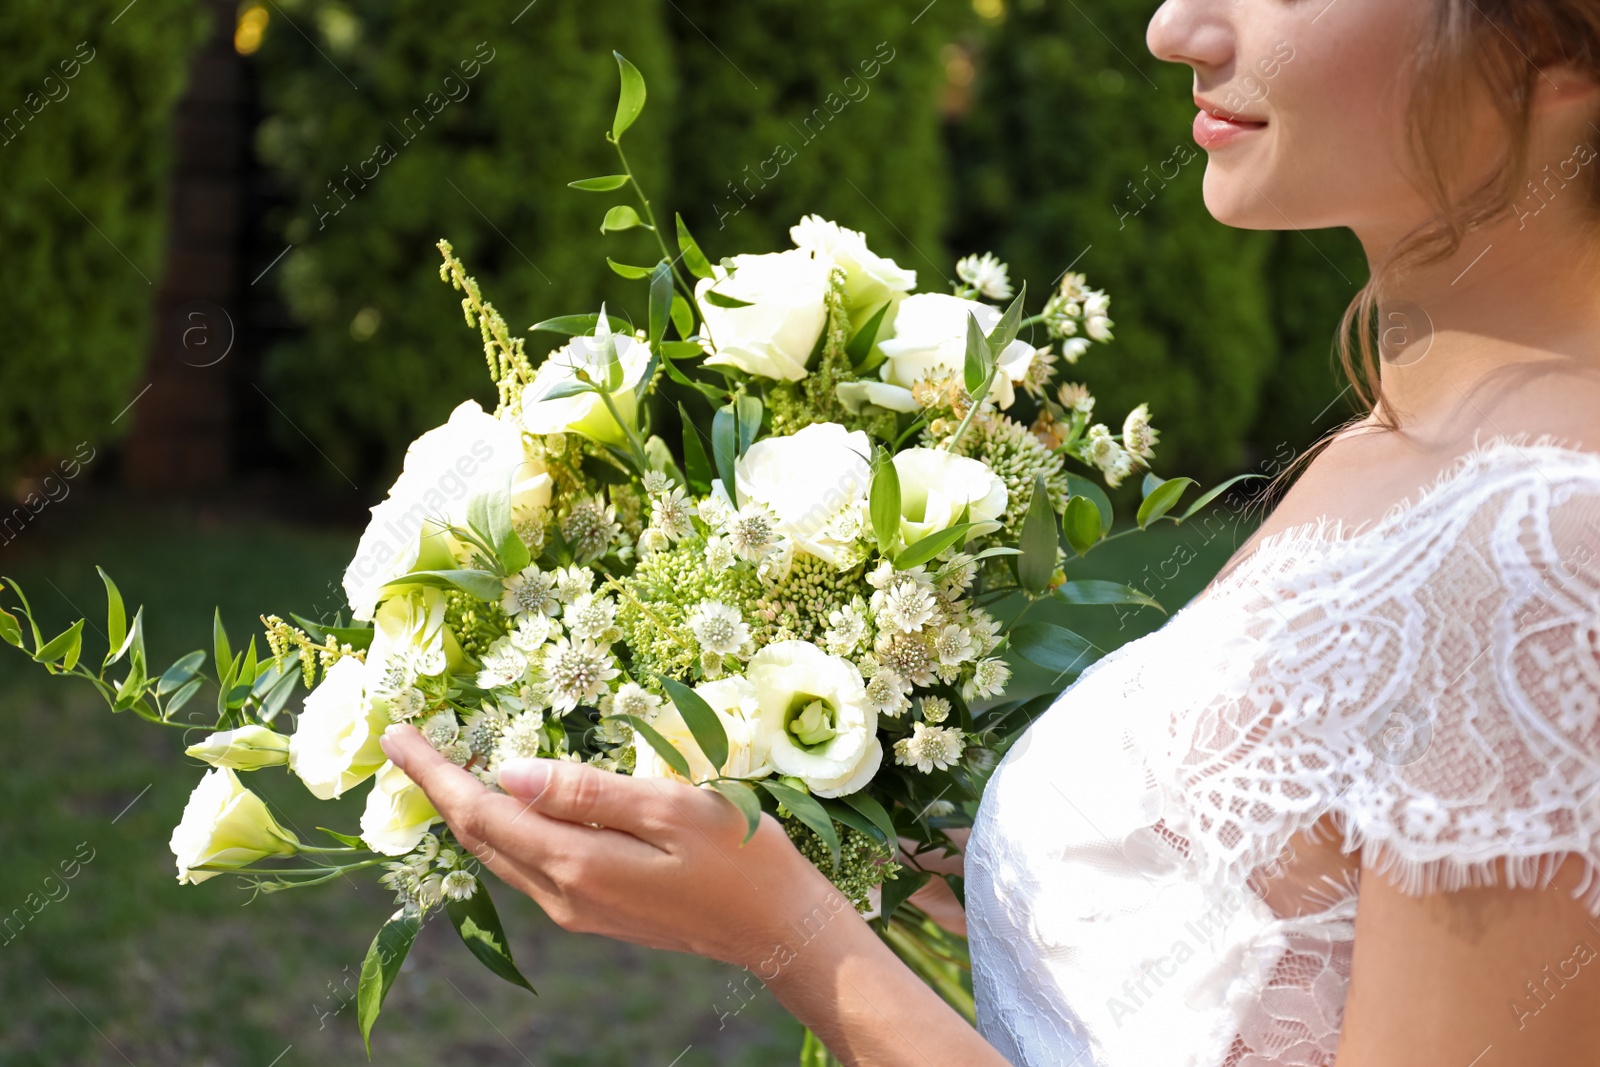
[499, 756, 724, 845]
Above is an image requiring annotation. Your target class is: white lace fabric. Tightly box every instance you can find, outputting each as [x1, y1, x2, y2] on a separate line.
[965, 436, 1600, 1066]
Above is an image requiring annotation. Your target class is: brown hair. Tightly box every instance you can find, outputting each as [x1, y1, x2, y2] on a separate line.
[1336, 0, 1600, 428]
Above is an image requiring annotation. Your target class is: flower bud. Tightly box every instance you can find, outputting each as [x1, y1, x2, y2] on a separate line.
[185, 725, 290, 771]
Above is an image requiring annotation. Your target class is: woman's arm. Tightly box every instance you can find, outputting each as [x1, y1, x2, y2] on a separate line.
[380, 725, 1008, 1066]
[1336, 854, 1600, 1066]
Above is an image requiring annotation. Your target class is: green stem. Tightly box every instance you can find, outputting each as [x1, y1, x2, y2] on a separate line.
[594, 388, 651, 473]
[612, 139, 693, 299]
[943, 366, 997, 455]
[193, 858, 384, 877]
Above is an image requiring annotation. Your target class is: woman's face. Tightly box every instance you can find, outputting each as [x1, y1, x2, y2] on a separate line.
[1147, 0, 1440, 241]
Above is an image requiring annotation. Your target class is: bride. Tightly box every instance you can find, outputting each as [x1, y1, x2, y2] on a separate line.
[380, 0, 1600, 1063]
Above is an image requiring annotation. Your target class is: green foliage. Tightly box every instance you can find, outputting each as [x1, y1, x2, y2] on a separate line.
[252, 1, 678, 479]
[0, 0, 207, 480]
[952, 0, 1365, 480]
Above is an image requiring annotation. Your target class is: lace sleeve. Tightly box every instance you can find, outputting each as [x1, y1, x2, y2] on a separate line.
[1337, 465, 1600, 910]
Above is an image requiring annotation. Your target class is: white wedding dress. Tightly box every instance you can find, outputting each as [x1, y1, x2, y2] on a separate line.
[965, 435, 1600, 1066]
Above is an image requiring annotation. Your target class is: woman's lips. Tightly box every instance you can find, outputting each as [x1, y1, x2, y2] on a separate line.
[1192, 109, 1268, 149]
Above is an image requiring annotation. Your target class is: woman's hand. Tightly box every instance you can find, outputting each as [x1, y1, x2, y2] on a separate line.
[901, 830, 968, 937]
[378, 723, 845, 969]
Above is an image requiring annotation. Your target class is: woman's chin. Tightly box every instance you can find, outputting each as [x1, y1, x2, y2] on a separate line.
[1200, 167, 1299, 232]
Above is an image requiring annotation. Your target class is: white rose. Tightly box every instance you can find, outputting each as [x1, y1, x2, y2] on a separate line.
[696, 249, 831, 381]
[871, 293, 1036, 411]
[892, 447, 1008, 545]
[169, 768, 300, 884]
[360, 760, 441, 856]
[632, 676, 772, 782]
[288, 656, 387, 801]
[343, 400, 552, 621]
[735, 423, 872, 566]
[521, 317, 652, 445]
[789, 215, 916, 318]
[184, 725, 291, 771]
[747, 641, 881, 798]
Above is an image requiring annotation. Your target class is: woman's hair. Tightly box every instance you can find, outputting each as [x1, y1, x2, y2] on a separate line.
[1337, 0, 1600, 426]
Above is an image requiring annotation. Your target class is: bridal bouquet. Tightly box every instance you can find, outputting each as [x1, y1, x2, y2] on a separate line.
[1, 53, 1246, 1057]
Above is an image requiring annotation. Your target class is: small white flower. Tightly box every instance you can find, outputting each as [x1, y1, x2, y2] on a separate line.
[441, 869, 477, 901]
[543, 636, 619, 713]
[509, 613, 555, 653]
[419, 711, 460, 748]
[866, 560, 899, 590]
[604, 681, 661, 721]
[642, 470, 673, 495]
[686, 600, 751, 656]
[564, 593, 618, 643]
[1061, 338, 1092, 365]
[650, 485, 697, 542]
[553, 565, 595, 604]
[893, 721, 967, 773]
[876, 581, 939, 635]
[388, 687, 429, 723]
[1085, 424, 1136, 488]
[823, 601, 871, 657]
[495, 712, 547, 762]
[932, 624, 978, 666]
[704, 535, 736, 571]
[638, 526, 672, 557]
[964, 657, 1011, 701]
[757, 538, 795, 584]
[1122, 403, 1158, 461]
[501, 565, 560, 618]
[920, 696, 952, 724]
[724, 503, 780, 562]
[476, 638, 529, 690]
[955, 252, 1013, 301]
[864, 670, 912, 718]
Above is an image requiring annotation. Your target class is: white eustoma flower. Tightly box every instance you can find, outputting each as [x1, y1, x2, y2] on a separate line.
[844, 293, 1036, 413]
[360, 760, 441, 856]
[184, 725, 291, 771]
[288, 656, 387, 801]
[891, 447, 1008, 545]
[747, 640, 881, 798]
[789, 214, 917, 316]
[343, 400, 552, 621]
[696, 249, 831, 381]
[734, 423, 872, 566]
[520, 316, 652, 445]
[170, 768, 300, 884]
[632, 676, 772, 782]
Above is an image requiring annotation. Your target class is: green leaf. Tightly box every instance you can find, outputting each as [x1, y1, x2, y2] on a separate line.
[1053, 580, 1165, 613]
[659, 339, 703, 361]
[734, 394, 763, 454]
[569, 174, 629, 192]
[97, 567, 125, 661]
[670, 293, 695, 339]
[845, 302, 891, 369]
[156, 650, 206, 696]
[895, 522, 980, 571]
[212, 609, 231, 683]
[0, 606, 21, 649]
[712, 403, 738, 499]
[759, 779, 841, 872]
[317, 827, 367, 848]
[580, 454, 632, 487]
[822, 799, 886, 848]
[447, 877, 536, 993]
[618, 714, 694, 781]
[985, 282, 1028, 358]
[1015, 475, 1058, 595]
[601, 205, 641, 234]
[259, 660, 301, 722]
[288, 615, 374, 651]
[962, 311, 990, 398]
[1062, 497, 1102, 557]
[710, 779, 763, 844]
[870, 450, 901, 556]
[33, 619, 84, 669]
[679, 403, 713, 494]
[1180, 472, 1263, 522]
[1063, 476, 1111, 535]
[241, 637, 258, 687]
[605, 257, 654, 280]
[702, 289, 754, 309]
[649, 261, 673, 348]
[109, 606, 145, 670]
[878, 867, 931, 923]
[112, 657, 147, 713]
[610, 51, 647, 141]
[1009, 622, 1099, 676]
[676, 213, 713, 279]
[1137, 477, 1197, 529]
[381, 570, 502, 602]
[838, 790, 897, 849]
[164, 677, 203, 716]
[358, 909, 421, 1056]
[529, 312, 634, 336]
[658, 676, 728, 773]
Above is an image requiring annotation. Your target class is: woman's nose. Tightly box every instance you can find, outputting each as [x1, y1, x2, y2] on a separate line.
[1147, 0, 1235, 73]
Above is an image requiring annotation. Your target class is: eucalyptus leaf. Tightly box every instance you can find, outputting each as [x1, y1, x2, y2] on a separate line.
[446, 877, 536, 993]
[670, 293, 695, 339]
[838, 790, 897, 849]
[878, 867, 931, 923]
[212, 609, 231, 682]
[712, 404, 738, 500]
[659, 676, 728, 773]
[986, 283, 1028, 358]
[1062, 497, 1101, 556]
[1137, 477, 1197, 529]
[0, 607, 20, 649]
[649, 261, 673, 348]
[317, 826, 367, 848]
[33, 619, 84, 669]
[569, 174, 629, 192]
[711, 780, 763, 844]
[759, 780, 841, 872]
[164, 676, 204, 717]
[1180, 472, 1264, 521]
[734, 394, 763, 454]
[381, 570, 502, 602]
[610, 51, 647, 141]
[845, 302, 891, 369]
[358, 909, 421, 1055]
[962, 312, 990, 398]
[1015, 475, 1059, 595]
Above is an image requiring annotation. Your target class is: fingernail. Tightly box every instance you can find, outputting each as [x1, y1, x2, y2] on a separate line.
[497, 758, 550, 801]
[380, 723, 405, 768]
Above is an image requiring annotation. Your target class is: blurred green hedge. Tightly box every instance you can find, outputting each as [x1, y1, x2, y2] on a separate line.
[0, 0, 206, 483]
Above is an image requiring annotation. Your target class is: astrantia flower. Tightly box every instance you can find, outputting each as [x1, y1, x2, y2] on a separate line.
[933, 624, 977, 667]
[387, 686, 429, 723]
[1122, 403, 1159, 461]
[638, 526, 671, 557]
[875, 632, 936, 688]
[920, 696, 952, 724]
[748, 641, 881, 797]
[964, 657, 1011, 701]
[642, 470, 673, 495]
[823, 601, 871, 657]
[563, 493, 623, 562]
[543, 636, 619, 713]
[686, 600, 751, 656]
[864, 669, 912, 718]
[893, 721, 966, 773]
[553, 565, 595, 605]
[476, 638, 529, 690]
[1058, 382, 1094, 414]
[502, 565, 560, 618]
[704, 535, 736, 572]
[494, 712, 546, 762]
[724, 503, 780, 562]
[1085, 425, 1137, 488]
[419, 711, 460, 749]
[602, 681, 661, 721]
[955, 252, 1013, 301]
[563, 593, 618, 644]
[876, 581, 939, 635]
[509, 613, 554, 653]
[650, 485, 697, 542]
[441, 869, 477, 901]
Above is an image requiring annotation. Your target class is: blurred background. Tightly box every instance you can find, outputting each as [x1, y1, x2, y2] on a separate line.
[0, 1, 1367, 1063]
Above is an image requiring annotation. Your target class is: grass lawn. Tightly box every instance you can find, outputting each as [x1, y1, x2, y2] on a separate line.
[0, 490, 1253, 1066]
